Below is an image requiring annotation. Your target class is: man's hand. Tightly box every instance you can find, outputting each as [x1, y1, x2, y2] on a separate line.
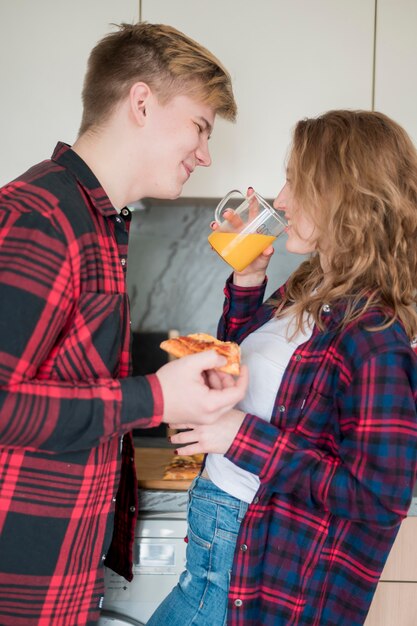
[168, 408, 246, 455]
[156, 350, 248, 425]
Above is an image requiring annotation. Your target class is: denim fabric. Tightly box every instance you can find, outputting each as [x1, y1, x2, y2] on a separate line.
[146, 475, 248, 626]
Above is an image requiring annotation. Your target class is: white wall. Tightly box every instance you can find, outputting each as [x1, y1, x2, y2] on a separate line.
[0, 0, 138, 185]
[374, 0, 417, 146]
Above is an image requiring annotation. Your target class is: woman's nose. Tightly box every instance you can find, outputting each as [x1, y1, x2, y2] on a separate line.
[273, 190, 285, 210]
[273, 188, 285, 210]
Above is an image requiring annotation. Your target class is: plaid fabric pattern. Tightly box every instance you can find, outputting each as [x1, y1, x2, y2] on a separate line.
[218, 276, 417, 625]
[0, 144, 163, 626]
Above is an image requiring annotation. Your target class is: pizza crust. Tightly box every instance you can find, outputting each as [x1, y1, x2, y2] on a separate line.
[160, 333, 240, 375]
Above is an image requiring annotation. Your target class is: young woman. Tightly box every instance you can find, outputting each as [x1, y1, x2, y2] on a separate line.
[147, 110, 417, 626]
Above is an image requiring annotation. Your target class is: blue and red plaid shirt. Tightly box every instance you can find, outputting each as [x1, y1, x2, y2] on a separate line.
[219, 276, 417, 625]
[0, 143, 163, 626]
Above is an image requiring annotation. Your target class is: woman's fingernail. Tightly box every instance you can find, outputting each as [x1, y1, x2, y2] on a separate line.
[174, 450, 178, 455]
[248, 186, 254, 192]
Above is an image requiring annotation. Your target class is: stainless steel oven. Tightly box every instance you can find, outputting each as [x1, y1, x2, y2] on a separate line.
[99, 510, 187, 626]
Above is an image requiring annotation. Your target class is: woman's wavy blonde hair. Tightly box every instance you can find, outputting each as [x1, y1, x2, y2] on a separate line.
[278, 110, 417, 340]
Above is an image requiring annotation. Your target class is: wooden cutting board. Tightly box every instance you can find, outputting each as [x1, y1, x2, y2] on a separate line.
[135, 447, 196, 490]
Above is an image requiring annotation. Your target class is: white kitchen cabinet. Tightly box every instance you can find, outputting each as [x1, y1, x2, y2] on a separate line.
[141, 0, 375, 197]
[0, 0, 139, 185]
[365, 517, 417, 625]
[365, 584, 417, 626]
[374, 0, 417, 147]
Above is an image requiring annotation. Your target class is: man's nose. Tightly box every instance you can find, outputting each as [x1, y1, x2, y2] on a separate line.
[196, 139, 211, 167]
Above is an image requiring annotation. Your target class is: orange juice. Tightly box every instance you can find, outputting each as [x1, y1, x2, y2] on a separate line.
[208, 231, 276, 271]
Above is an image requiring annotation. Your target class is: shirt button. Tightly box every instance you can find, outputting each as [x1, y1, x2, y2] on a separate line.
[101, 554, 106, 561]
[295, 354, 302, 361]
[234, 599, 243, 607]
[121, 208, 130, 217]
[116, 217, 122, 223]
[240, 544, 248, 552]
[278, 404, 285, 412]
[322, 304, 331, 313]
[121, 258, 126, 266]
[130, 505, 136, 513]
[253, 496, 259, 504]
[112, 496, 116, 503]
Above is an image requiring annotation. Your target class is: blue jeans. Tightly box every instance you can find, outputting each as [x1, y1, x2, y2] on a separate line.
[146, 475, 248, 626]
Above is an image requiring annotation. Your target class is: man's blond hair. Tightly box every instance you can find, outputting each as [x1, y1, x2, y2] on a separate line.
[79, 22, 236, 134]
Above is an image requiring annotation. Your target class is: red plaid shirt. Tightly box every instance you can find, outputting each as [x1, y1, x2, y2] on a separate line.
[219, 277, 417, 625]
[0, 143, 163, 626]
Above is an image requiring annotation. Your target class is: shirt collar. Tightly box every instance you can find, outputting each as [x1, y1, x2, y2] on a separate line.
[51, 142, 119, 217]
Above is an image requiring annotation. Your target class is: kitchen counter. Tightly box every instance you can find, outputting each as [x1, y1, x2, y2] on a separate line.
[135, 446, 195, 491]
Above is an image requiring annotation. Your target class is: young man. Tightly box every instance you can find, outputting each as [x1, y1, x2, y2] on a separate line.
[0, 22, 246, 626]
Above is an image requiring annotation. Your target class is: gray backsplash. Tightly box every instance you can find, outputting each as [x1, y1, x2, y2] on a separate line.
[127, 198, 303, 335]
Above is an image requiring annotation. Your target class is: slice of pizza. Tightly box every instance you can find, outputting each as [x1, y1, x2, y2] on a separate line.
[163, 453, 205, 481]
[160, 333, 240, 375]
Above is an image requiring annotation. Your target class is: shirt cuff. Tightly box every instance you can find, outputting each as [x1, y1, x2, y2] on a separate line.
[225, 412, 279, 477]
[221, 275, 267, 327]
[120, 374, 164, 429]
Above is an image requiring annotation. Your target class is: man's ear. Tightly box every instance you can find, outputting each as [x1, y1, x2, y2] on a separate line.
[129, 82, 152, 126]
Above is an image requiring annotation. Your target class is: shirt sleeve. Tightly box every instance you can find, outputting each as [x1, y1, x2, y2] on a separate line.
[217, 274, 268, 341]
[0, 205, 163, 453]
[225, 350, 417, 527]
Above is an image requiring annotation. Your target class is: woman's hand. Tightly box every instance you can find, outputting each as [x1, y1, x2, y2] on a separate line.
[210, 187, 274, 287]
[203, 367, 240, 390]
[169, 408, 246, 455]
[232, 245, 274, 287]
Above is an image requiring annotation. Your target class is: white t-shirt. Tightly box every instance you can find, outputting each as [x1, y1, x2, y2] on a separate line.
[205, 313, 313, 502]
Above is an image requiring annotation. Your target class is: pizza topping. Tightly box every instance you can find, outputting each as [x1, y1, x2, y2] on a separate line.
[160, 333, 240, 375]
[162, 452, 204, 481]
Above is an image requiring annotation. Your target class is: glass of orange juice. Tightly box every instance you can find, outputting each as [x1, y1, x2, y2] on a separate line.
[208, 189, 288, 272]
